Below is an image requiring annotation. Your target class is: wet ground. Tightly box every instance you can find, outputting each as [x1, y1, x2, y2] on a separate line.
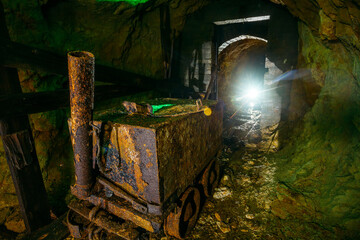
[182, 146, 331, 240]
[154, 140, 333, 240]
[190, 146, 278, 240]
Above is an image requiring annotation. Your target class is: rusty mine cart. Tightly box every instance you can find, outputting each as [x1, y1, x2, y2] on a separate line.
[66, 51, 223, 239]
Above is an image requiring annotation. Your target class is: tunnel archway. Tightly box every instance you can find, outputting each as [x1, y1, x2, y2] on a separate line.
[217, 37, 267, 110]
[218, 35, 268, 54]
[217, 37, 282, 148]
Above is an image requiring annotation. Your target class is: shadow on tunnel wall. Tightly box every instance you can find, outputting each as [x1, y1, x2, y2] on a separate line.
[187, 47, 207, 93]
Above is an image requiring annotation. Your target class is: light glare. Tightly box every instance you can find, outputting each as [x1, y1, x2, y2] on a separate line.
[234, 87, 261, 102]
[247, 88, 259, 100]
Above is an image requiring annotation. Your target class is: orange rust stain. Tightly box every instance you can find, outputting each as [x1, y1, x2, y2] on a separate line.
[146, 160, 153, 169]
[75, 154, 81, 163]
[146, 148, 153, 158]
[110, 126, 120, 151]
[118, 126, 148, 195]
[107, 203, 154, 232]
[121, 182, 137, 197]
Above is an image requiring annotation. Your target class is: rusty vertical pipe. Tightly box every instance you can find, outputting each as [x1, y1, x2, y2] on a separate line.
[68, 51, 95, 199]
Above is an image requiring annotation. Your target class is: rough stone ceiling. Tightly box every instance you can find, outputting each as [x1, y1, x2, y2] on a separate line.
[97, 0, 149, 4]
[270, 0, 360, 53]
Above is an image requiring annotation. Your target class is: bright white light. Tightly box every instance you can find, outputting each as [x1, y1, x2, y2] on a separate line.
[247, 88, 259, 100]
[214, 15, 270, 25]
[234, 87, 261, 102]
[249, 102, 255, 107]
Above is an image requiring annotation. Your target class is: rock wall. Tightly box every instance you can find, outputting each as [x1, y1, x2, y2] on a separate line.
[270, 0, 360, 238]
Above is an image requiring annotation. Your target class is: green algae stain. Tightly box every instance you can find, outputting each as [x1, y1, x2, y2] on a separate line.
[152, 104, 175, 113]
[96, 0, 149, 5]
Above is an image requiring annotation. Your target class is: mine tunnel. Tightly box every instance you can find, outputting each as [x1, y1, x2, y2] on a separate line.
[0, 0, 359, 239]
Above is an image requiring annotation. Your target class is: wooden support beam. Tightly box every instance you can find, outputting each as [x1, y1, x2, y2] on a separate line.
[0, 1, 51, 233]
[0, 34, 173, 118]
[0, 37, 170, 90]
[160, 4, 172, 80]
[0, 85, 149, 119]
[0, 67, 52, 233]
[206, 24, 219, 100]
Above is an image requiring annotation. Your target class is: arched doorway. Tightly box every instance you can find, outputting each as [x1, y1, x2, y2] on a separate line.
[218, 37, 283, 149]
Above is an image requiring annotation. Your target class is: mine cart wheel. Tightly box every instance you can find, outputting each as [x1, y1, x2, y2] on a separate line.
[164, 187, 201, 239]
[200, 160, 220, 197]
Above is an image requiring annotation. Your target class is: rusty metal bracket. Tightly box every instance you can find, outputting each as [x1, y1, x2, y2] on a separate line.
[88, 224, 103, 240]
[89, 205, 101, 221]
[90, 121, 105, 173]
[122, 101, 153, 115]
[87, 193, 162, 233]
[98, 177, 162, 216]
[196, 98, 203, 111]
[68, 199, 140, 240]
[98, 177, 149, 214]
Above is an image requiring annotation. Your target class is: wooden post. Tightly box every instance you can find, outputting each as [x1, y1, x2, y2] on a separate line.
[160, 4, 172, 80]
[0, 1, 51, 233]
[0, 85, 149, 119]
[0, 39, 171, 89]
[206, 24, 219, 100]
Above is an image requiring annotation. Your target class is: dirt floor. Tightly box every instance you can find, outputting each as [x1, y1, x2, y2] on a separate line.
[181, 145, 334, 240]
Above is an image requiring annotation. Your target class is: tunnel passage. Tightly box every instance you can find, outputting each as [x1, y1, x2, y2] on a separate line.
[218, 38, 267, 114]
[212, 13, 286, 149]
[218, 37, 283, 149]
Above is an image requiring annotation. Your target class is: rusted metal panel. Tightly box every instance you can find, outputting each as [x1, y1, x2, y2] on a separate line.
[103, 125, 161, 205]
[157, 102, 223, 204]
[68, 51, 95, 199]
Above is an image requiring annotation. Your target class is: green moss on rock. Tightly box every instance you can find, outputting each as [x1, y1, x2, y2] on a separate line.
[273, 22, 360, 238]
